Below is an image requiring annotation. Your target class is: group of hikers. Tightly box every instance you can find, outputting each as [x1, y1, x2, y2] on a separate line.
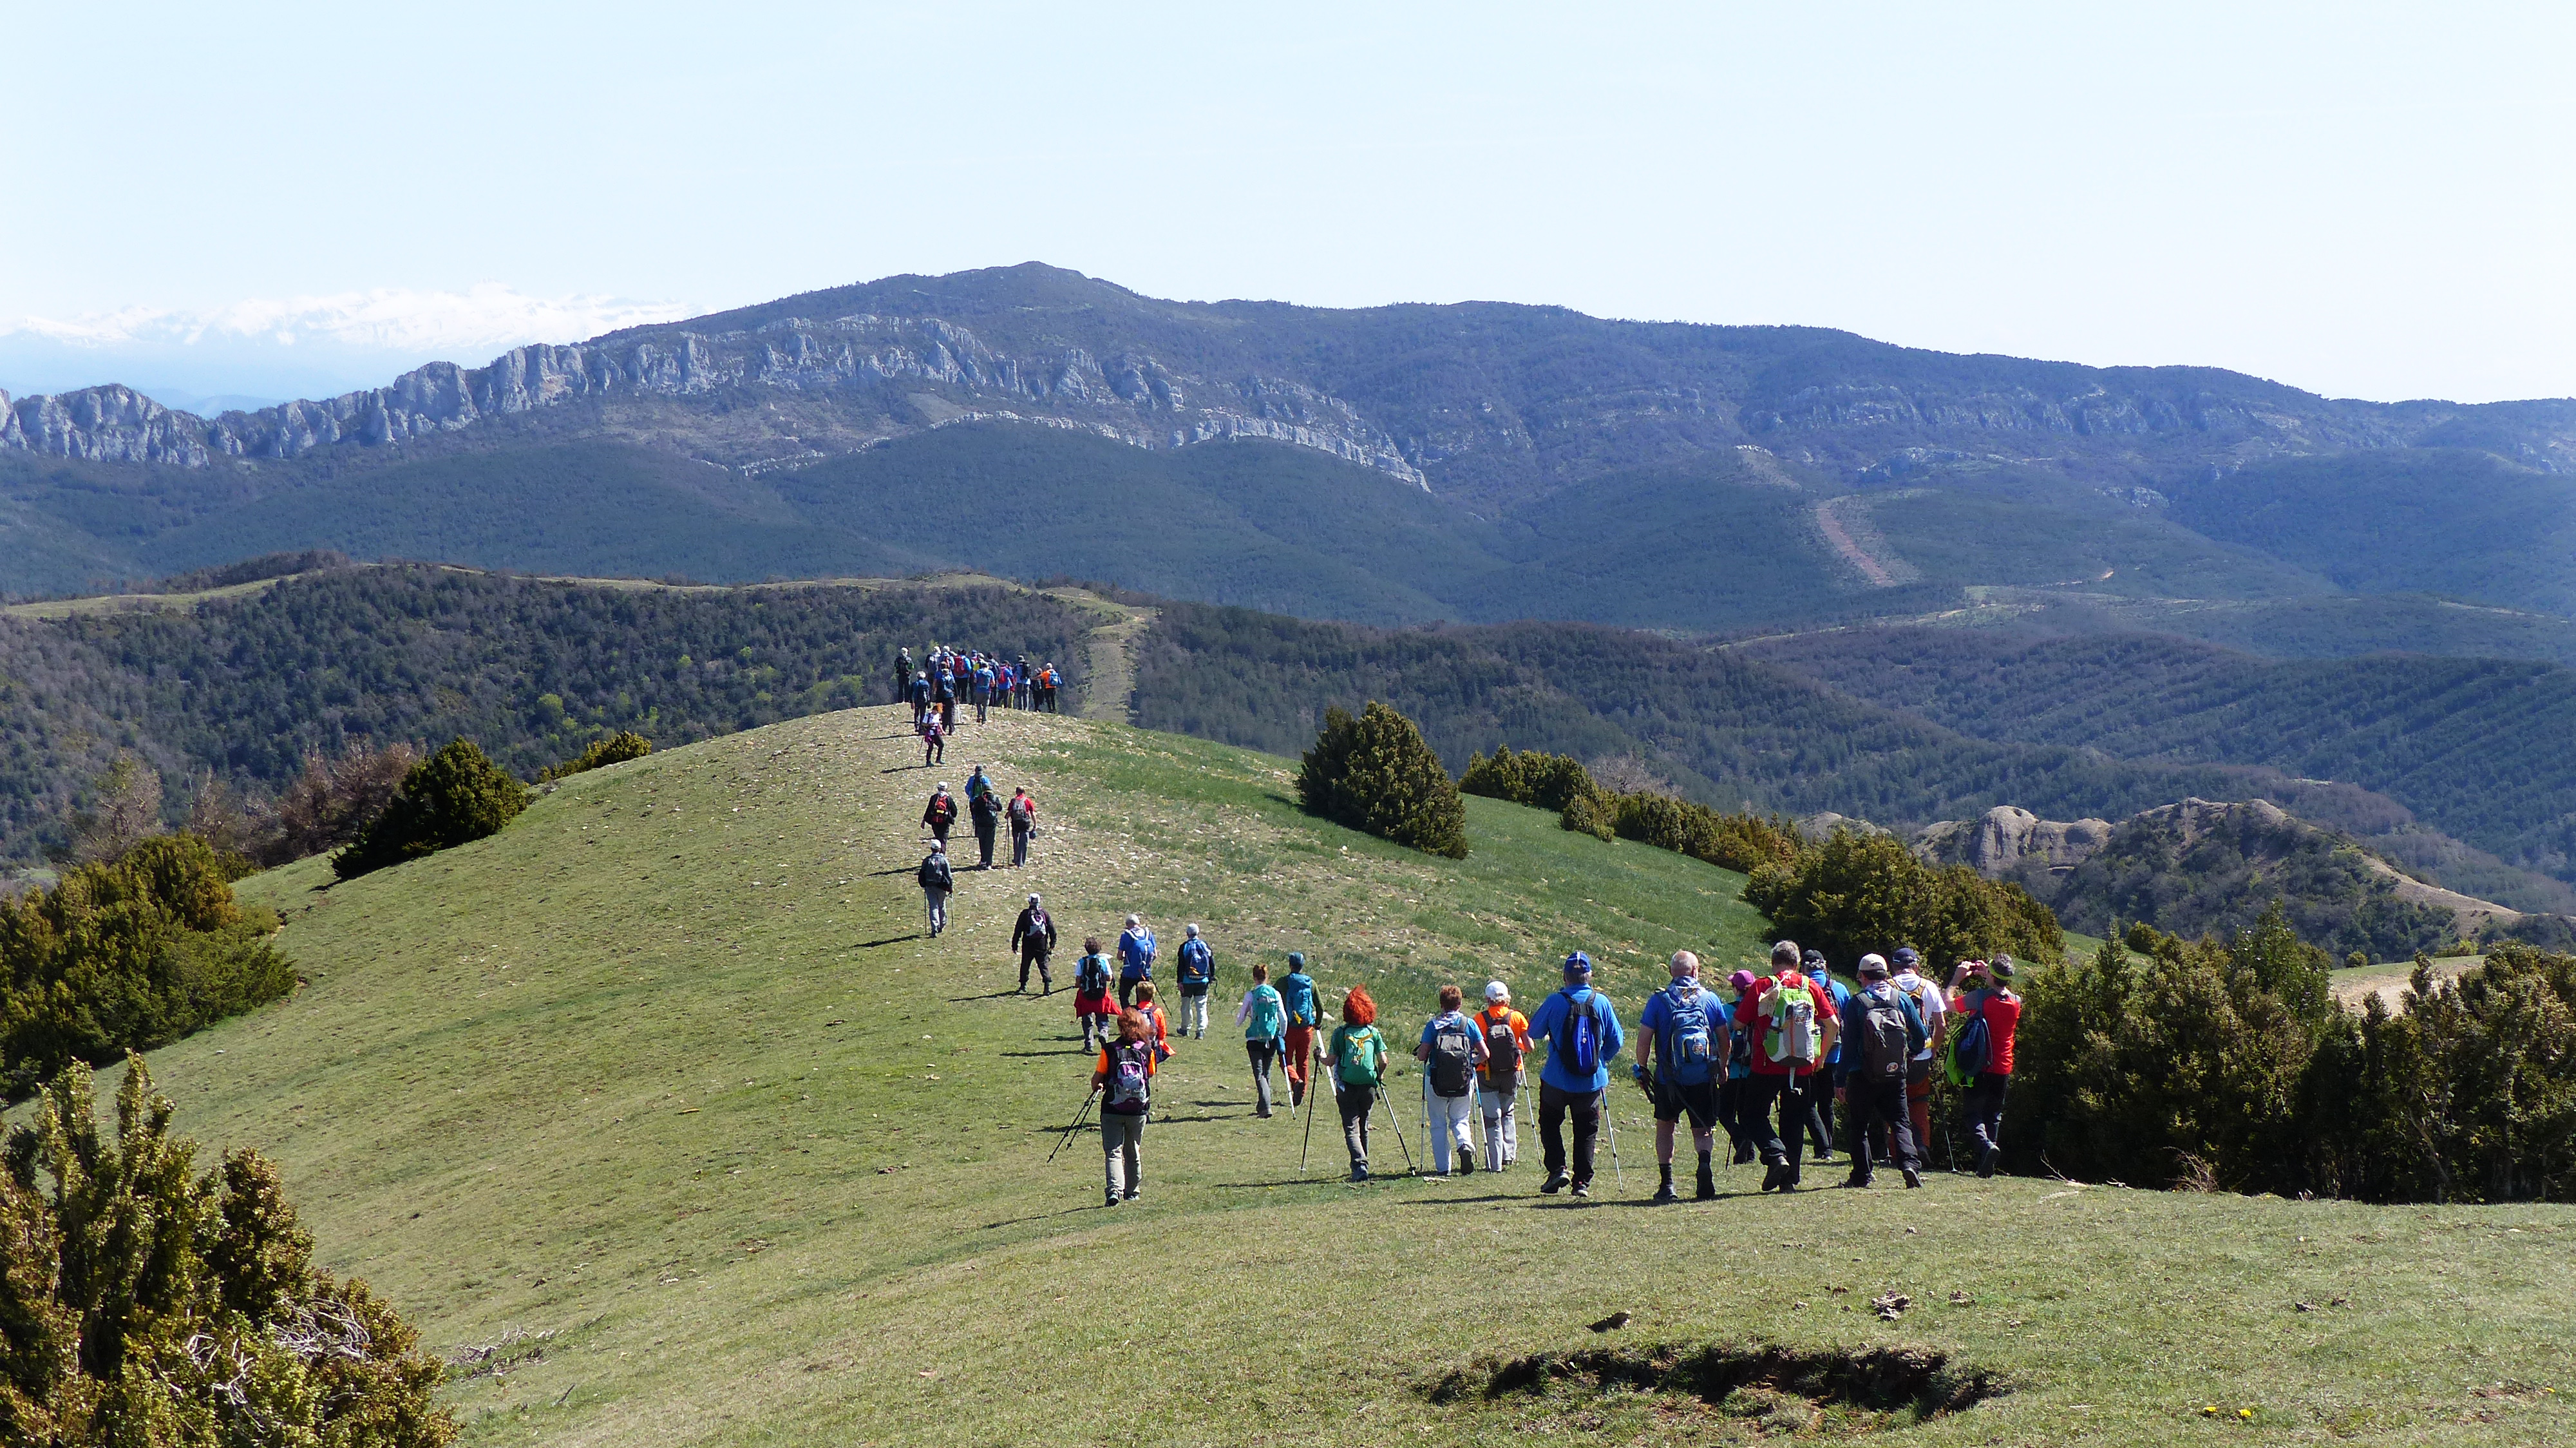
[899, 643, 1063, 764]
[913, 768, 1042, 936]
[1055, 920, 2023, 1208]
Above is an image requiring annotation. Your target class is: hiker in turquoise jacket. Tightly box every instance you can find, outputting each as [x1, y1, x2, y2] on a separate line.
[1524, 952, 1625, 1198]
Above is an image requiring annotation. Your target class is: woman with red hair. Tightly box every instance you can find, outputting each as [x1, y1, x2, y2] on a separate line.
[1326, 985, 1388, 1181]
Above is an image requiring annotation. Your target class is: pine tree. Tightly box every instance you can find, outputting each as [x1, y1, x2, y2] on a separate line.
[1297, 703, 1468, 859]
[334, 739, 529, 879]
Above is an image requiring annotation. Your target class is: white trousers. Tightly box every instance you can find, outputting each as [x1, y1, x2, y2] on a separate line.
[1426, 1089, 1477, 1174]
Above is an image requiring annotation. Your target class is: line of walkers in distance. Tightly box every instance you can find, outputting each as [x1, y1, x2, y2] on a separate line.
[898, 642, 1065, 765]
[912, 769, 1043, 937]
[1057, 927, 2022, 1208]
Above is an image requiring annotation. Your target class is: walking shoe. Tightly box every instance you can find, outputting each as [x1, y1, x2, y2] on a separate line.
[1731, 1143, 1756, 1166]
[1976, 1144, 1999, 1179]
[1350, 1165, 1369, 1183]
[1122, 1189, 1139, 1202]
[1104, 1192, 1121, 1208]
[1843, 1174, 1873, 1190]
[1255, 1108, 1272, 1119]
[1571, 1181, 1591, 1199]
[1459, 1155, 1475, 1175]
[1759, 1164, 1784, 1192]
[1651, 1181, 1678, 1205]
[1902, 1168, 1924, 1189]
[1696, 1167, 1718, 1200]
[1540, 1172, 1568, 1195]
[1777, 1176, 1800, 1193]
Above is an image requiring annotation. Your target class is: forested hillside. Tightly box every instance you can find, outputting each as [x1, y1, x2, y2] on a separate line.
[1743, 625, 2576, 892]
[0, 566, 1092, 861]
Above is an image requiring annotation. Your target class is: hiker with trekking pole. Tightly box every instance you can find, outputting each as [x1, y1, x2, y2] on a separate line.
[1236, 960, 1289, 1118]
[1475, 982, 1530, 1172]
[1277, 954, 1323, 1109]
[1526, 952, 1624, 1199]
[1093, 1008, 1159, 1206]
[1835, 953, 1929, 1189]
[1946, 956, 2022, 1177]
[1327, 985, 1395, 1181]
[1634, 950, 1726, 1203]
[1414, 984, 1489, 1177]
[1733, 941, 1839, 1192]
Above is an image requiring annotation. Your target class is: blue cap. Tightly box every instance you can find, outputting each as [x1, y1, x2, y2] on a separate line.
[1892, 946, 1920, 969]
[1563, 951, 1593, 977]
[1286, 952, 1306, 970]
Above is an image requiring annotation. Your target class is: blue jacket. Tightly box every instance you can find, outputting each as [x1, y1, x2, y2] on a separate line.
[1118, 928, 1157, 980]
[1527, 985, 1624, 1093]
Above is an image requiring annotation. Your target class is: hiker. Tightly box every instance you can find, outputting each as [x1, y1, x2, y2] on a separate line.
[1176, 924, 1216, 1039]
[1327, 985, 1389, 1181]
[1414, 984, 1489, 1177]
[1715, 969, 1759, 1165]
[922, 784, 957, 847]
[909, 672, 933, 730]
[1133, 982, 1173, 1065]
[1634, 950, 1725, 1203]
[969, 784, 1001, 868]
[922, 714, 946, 767]
[1117, 914, 1156, 1010]
[1278, 953, 1323, 1107]
[1039, 663, 1061, 712]
[935, 666, 956, 731]
[1016, 656, 1034, 709]
[1730, 941, 1839, 1192]
[1007, 786, 1038, 867]
[1012, 893, 1057, 993]
[916, 841, 953, 938]
[895, 647, 913, 703]
[1947, 956, 2022, 1177]
[1094, 1008, 1157, 1206]
[1074, 937, 1118, 1052]
[965, 764, 994, 808]
[1475, 982, 1530, 1172]
[1236, 960, 1288, 1117]
[1835, 953, 1928, 1188]
[1887, 947, 1947, 1161]
[974, 658, 996, 723]
[1526, 951, 1624, 1199]
[1801, 949, 1852, 1165]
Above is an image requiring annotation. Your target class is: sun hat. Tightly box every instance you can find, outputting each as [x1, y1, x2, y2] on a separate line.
[1484, 981, 1510, 1002]
[1857, 953, 1890, 978]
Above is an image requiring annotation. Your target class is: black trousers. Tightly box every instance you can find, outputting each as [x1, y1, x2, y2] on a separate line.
[974, 821, 996, 866]
[1019, 948, 1051, 991]
[1740, 1073, 1821, 1181]
[1119, 976, 1146, 1010]
[1961, 1071, 2011, 1159]
[1538, 1081, 1604, 1188]
[1842, 1076, 1918, 1176]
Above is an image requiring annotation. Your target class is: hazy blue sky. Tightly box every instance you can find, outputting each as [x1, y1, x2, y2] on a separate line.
[5, 1, 2569, 405]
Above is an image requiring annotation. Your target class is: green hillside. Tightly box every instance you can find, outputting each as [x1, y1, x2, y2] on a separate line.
[66, 706, 2568, 1446]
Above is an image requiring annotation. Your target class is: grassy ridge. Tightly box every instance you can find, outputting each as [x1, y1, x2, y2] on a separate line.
[50, 705, 2558, 1446]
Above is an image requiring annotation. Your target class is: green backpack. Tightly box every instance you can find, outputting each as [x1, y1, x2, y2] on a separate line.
[1336, 1026, 1382, 1086]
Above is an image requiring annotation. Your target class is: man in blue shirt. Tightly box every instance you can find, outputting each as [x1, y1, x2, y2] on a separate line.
[1802, 949, 1852, 1165]
[1525, 951, 1625, 1199]
[1117, 914, 1157, 1011]
[1277, 953, 1323, 1108]
[1634, 951, 1725, 1203]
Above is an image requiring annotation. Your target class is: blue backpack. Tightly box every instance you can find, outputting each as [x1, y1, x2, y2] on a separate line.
[1947, 1004, 1993, 1085]
[1281, 975, 1319, 1027]
[1658, 983, 1715, 1085]
[1178, 938, 1214, 986]
[1553, 988, 1602, 1076]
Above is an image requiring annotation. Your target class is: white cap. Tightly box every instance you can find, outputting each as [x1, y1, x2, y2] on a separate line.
[1484, 980, 1510, 1002]
[1125, 914, 1141, 927]
[1028, 893, 1041, 905]
[1186, 924, 1200, 937]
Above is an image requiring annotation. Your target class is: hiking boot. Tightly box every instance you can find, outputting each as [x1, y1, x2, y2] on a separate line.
[1843, 1173, 1873, 1190]
[1571, 1181, 1592, 1199]
[1777, 1176, 1800, 1193]
[1730, 1143, 1756, 1166]
[1696, 1167, 1718, 1200]
[1459, 1155, 1475, 1175]
[1976, 1144, 1999, 1179]
[1350, 1165, 1369, 1183]
[1651, 1181, 1678, 1205]
[1540, 1171, 1568, 1195]
[1255, 1108, 1272, 1119]
[1104, 1192, 1121, 1208]
[1759, 1164, 1785, 1192]
[1902, 1168, 1924, 1189]
[1122, 1189, 1139, 1202]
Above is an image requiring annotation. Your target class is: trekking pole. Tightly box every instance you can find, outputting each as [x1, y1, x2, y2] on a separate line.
[1375, 1082, 1417, 1175]
[1046, 1085, 1102, 1164]
[1607, 1109, 1624, 1192]
[1299, 1045, 1320, 1174]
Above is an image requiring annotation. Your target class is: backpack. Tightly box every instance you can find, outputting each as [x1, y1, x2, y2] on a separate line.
[927, 795, 954, 825]
[1076, 954, 1112, 996]
[1426, 1015, 1475, 1098]
[1178, 938, 1214, 986]
[1658, 982, 1715, 1084]
[1760, 974, 1819, 1067]
[1552, 989, 1602, 1077]
[916, 855, 951, 891]
[1245, 986, 1285, 1040]
[1852, 986, 1915, 1081]
[1481, 1009, 1523, 1081]
[1946, 1002, 1993, 1085]
[1008, 795, 1035, 828]
[1336, 1027, 1381, 1087]
[1106, 1042, 1151, 1110]
[1282, 976, 1319, 1028]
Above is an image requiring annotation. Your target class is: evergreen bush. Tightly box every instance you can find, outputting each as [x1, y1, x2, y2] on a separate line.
[538, 730, 654, 783]
[0, 1058, 454, 1445]
[0, 835, 294, 1094]
[1743, 827, 2061, 971]
[1461, 746, 1604, 814]
[1559, 792, 1616, 841]
[333, 739, 530, 879]
[1296, 703, 1470, 859]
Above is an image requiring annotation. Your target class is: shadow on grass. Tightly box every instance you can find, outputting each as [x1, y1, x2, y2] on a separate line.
[943, 989, 1024, 1002]
[855, 935, 920, 949]
[976, 1204, 1103, 1231]
[998, 1049, 1090, 1058]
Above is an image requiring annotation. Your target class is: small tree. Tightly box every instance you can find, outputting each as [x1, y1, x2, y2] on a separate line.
[66, 752, 164, 865]
[264, 742, 419, 866]
[537, 730, 654, 783]
[333, 739, 529, 879]
[1298, 703, 1469, 859]
[1745, 827, 2060, 970]
[0, 1058, 455, 1445]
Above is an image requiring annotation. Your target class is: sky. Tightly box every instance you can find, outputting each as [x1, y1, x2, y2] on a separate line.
[3, 1, 2570, 408]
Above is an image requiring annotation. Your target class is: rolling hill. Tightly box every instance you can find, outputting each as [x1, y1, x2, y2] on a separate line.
[63, 704, 2570, 1445]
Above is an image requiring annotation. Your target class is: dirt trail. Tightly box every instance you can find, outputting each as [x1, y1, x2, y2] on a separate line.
[1039, 587, 1159, 727]
[1814, 495, 1920, 587]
